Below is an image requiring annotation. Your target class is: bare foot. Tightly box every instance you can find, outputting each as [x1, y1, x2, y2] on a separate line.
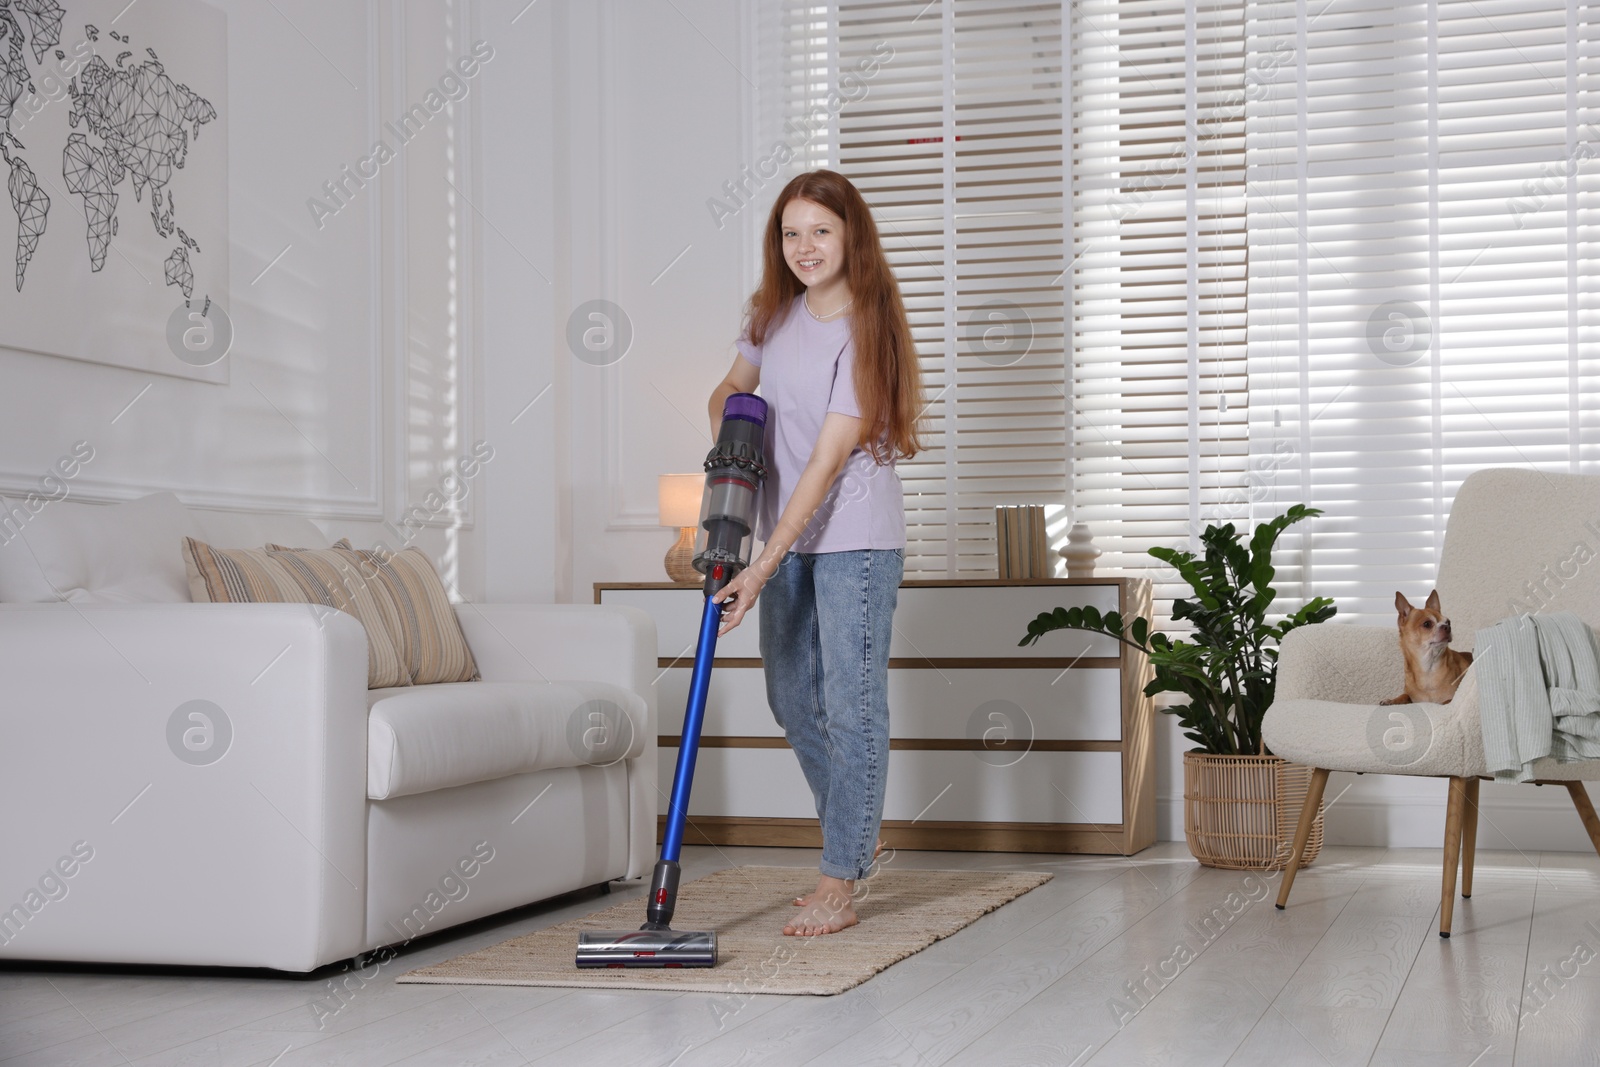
[784, 876, 857, 936]
[793, 841, 885, 906]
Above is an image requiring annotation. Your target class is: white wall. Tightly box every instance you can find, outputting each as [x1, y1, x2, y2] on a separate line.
[474, 0, 755, 605]
[0, 0, 488, 590]
[0, 2, 383, 519]
[474, 0, 558, 604]
[549, 0, 758, 603]
[0, 0, 743, 601]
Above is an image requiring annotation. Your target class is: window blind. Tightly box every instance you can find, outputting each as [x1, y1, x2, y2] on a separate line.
[786, 1, 1073, 577]
[783, 0, 1253, 606]
[1246, 0, 1600, 623]
[778, 0, 1599, 624]
[1070, 0, 1252, 604]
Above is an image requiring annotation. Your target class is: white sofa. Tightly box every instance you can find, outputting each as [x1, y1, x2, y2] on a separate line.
[0, 492, 656, 972]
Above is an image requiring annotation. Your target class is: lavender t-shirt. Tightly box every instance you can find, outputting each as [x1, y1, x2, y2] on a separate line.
[735, 296, 906, 553]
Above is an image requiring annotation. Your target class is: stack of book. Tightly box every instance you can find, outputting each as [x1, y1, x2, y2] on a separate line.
[995, 505, 1050, 578]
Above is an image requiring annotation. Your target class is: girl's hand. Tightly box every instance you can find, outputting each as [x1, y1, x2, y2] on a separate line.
[711, 565, 768, 635]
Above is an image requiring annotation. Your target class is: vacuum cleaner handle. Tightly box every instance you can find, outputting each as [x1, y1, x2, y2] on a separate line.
[658, 593, 721, 867]
[644, 392, 768, 931]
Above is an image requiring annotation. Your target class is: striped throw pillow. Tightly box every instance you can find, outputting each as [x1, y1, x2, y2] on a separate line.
[182, 538, 412, 689]
[329, 540, 480, 685]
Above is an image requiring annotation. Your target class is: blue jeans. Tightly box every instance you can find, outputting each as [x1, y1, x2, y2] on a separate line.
[758, 548, 904, 881]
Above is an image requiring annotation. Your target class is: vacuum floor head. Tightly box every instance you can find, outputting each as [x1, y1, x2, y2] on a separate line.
[575, 928, 717, 968]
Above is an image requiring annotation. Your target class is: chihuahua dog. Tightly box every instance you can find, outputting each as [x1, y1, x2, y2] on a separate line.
[1379, 590, 1473, 705]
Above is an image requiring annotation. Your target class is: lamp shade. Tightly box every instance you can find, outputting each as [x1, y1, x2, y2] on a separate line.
[658, 474, 703, 528]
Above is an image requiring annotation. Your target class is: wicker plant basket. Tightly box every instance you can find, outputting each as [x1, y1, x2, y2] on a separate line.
[1183, 751, 1324, 870]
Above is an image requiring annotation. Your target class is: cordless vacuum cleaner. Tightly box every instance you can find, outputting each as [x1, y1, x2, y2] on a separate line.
[575, 392, 768, 968]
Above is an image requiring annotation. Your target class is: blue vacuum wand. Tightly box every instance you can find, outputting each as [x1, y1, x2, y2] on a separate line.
[576, 393, 768, 968]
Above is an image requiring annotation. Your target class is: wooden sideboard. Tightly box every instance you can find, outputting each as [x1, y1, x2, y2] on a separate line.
[596, 577, 1155, 855]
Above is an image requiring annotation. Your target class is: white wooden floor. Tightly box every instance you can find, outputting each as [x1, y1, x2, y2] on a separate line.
[3, 842, 1599, 1066]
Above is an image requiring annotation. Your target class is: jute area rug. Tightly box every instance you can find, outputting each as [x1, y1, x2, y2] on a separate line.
[397, 865, 1051, 996]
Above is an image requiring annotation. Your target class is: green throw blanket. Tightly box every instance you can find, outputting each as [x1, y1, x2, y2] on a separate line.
[1476, 611, 1600, 783]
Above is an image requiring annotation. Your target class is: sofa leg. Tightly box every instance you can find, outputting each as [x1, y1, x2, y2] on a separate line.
[1275, 766, 1330, 911]
[1440, 776, 1467, 938]
[1563, 781, 1600, 860]
[1460, 777, 1480, 899]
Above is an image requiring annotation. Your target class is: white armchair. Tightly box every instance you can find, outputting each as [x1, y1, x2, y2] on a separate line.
[1263, 468, 1600, 937]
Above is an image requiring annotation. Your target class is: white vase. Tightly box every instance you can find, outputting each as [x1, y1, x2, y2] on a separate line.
[1059, 522, 1101, 578]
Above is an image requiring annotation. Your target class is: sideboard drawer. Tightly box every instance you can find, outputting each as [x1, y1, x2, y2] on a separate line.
[656, 666, 770, 736]
[891, 584, 1121, 660]
[602, 587, 763, 659]
[889, 667, 1124, 741]
[656, 665, 1124, 741]
[660, 746, 1125, 825]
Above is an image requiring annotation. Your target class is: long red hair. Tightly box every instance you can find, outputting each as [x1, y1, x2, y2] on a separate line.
[744, 170, 924, 463]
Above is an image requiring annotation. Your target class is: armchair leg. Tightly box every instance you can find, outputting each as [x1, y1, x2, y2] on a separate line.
[1275, 766, 1330, 911]
[1563, 781, 1600, 859]
[1440, 776, 1468, 938]
[1460, 777, 1480, 899]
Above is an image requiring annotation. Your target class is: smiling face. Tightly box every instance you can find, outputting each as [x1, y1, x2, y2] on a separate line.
[780, 198, 849, 303]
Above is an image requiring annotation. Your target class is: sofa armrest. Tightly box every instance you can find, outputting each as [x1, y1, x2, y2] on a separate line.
[1275, 623, 1405, 705]
[0, 603, 369, 971]
[455, 603, 658, 880]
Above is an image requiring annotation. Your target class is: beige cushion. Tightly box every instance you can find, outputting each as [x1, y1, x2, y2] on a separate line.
[332, 541, 479, 685]
[365, 680, 648, 799]
[182, 538, 411, 689]
[267, 540, 480, 686]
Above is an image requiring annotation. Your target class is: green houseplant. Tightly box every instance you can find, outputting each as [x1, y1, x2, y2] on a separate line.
[1019, 504, 1337, 868]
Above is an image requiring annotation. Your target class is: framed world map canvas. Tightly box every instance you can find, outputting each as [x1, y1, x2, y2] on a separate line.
[0, 0, 229, 383]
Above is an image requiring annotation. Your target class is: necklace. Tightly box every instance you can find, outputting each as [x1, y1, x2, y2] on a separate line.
[804, 291, 853, 321]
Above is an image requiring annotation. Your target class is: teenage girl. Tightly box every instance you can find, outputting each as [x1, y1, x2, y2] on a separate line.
[707, 169, 924, 937]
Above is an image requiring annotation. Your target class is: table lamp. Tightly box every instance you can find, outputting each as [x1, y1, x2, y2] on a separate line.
[658, 474, 703, 583]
